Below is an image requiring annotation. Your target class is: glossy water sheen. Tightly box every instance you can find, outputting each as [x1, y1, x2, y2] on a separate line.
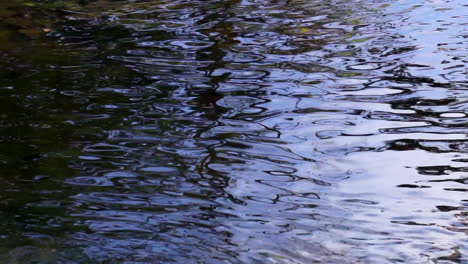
[0, 0, 467, 263]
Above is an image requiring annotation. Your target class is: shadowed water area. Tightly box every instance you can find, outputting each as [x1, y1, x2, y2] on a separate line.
[0, 0, 467, 263]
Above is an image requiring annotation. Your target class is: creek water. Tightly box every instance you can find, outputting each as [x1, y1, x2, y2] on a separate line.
[0, 0, 467, 263]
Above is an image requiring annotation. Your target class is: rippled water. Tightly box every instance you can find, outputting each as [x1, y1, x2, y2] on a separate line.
[0, 0, 467, 263]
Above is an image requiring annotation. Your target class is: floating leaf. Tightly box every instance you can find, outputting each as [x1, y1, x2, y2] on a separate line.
[337, 72, 362, 77]
[350, 37, 369, 43]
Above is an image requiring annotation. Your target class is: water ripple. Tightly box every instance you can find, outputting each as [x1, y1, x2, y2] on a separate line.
[0, 0, 466, 263]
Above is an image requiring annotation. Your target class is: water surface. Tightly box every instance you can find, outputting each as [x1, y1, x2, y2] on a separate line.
[0, 0, 467, 263]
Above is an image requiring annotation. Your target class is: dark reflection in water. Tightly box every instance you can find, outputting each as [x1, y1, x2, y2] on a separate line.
[0, 0, 467, 263]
